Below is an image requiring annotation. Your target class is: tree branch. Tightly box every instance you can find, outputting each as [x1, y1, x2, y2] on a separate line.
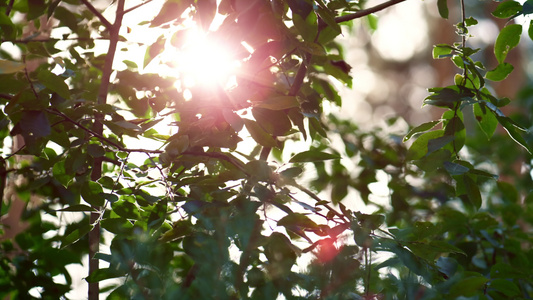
[80, 0, 113, 29]
[5, 0, 14, 16]
[334, 0, 406, 24]
[87, 1, 125, 298]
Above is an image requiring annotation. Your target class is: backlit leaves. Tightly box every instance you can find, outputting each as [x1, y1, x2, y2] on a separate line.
[61, 223, 94, 249]
[37, 69, 71, 99]
[486, 62, 514, 81]
[289, 150, 341, 162]
[151, 0, 193, 27]
[243, 118, 278, 147]
[253, 96, 300, 110]
[437, 0, 449, 19]
[0, 59, 25, 74]
[494, 24, 521, 64]
[2, 0, 533, 299]
[492, 1, 522, 19]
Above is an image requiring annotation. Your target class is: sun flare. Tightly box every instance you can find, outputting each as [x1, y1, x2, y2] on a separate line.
[173, 29, 240, 89]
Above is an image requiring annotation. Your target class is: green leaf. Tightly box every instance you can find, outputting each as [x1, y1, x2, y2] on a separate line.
[81, 181, 106, 207]
[279, 167, 303, 179]
[424, 87, 464, 108]
[324, 61, 352, 87]
[100, 218, 134, 234]
[87, 144, 106, 158]
[427, 241, 466, 255]
[496, 115, 532, 154]
[151, 0, 193, 27]
[486, 62, 514, 81]
[299, 41, 327, 56]
[316, 6, 341, 34]
[289, 150, 340, 163]
[432, 44, 454, 59]
[37, 69, 71, 99]
[61, 223, 94, 249]
[85, 267, 126, 283]
[524, 0, 533, 14]
[449, 276, 489, 298]
[254, 96, 300, 110]
[489, 279, 521, 297]
[54, 6, 79, 32]
[427, 134, 455, 154]
[443, 161, 470, 176]
[404, 120, 441, 142]
[58, 205, 97, 212]
[464, 17, 478, 27]
[293, 11, 318, 42]
[113, 120, 142, 131]
[277, 213, 318, 229]
[464, 175, 482, 209]
[497, 181, 519, 203]
[252, 108, 293, 136]
[245, 160, 272, 182]
[331, 178, 348, 204]
[490, 262, 528, 279]
[28, 0, 46, 20]
[437, 0, 449, 19]
[0, 59, 25, 74]
[355, 212, 385, 230]
[243, 119, 277, 147]
[407, 130, 444, 160]
[159, 220, 193, 242]
[494, 24, 522, 64]
[366, 14, 378, 31]
[222, 109, 244, 132]
[165, 135, 189, 156]
[529, 19, 533, 42]
[19, 110, 51, 138]
[492, 1, 522, 19]
[144, 35, 165, 68]
[474, 103, 498, 139]
[112, 199, 140, 219]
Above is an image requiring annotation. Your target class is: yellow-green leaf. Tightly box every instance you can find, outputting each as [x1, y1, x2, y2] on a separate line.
[0, 59, 25, 74]
[494, 24, 522, 64]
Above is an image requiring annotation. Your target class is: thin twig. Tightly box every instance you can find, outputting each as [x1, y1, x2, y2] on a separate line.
[22, 56, 39, 100]
[334, 0, 407, 24]
[1, 37, 126, 44]
[80, 0, 113, 29]
[46, 108, 163, 153]
[182, 151, 249, 175]
[460, 0, 467, 50]
[0, 93, 13, 100]
[288, 181, 350, 223]
[121, 0, 155, 16]
[147, 154, 175, 202]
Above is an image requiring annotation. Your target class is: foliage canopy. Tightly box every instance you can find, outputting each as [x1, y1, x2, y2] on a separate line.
[1, 0, 533, 299]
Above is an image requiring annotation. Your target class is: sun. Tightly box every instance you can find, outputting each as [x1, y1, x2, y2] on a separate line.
[173, 28, 241, 89]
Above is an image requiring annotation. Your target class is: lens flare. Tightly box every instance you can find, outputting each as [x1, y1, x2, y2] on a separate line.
[174, 29, 240, 88]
